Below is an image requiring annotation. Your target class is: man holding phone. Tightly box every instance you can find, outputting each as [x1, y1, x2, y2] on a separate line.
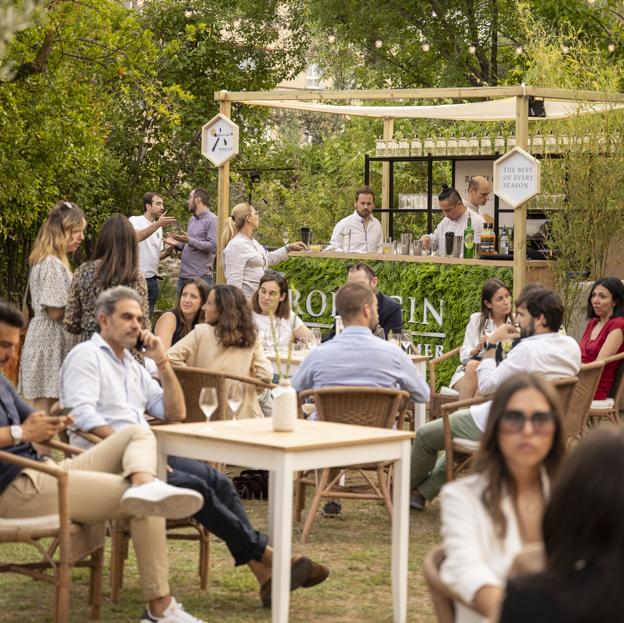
[0, 299, 212, 623]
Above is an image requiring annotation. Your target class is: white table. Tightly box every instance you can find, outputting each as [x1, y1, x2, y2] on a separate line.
[153, 418, 414, 623]
[267, 351, 429, 428]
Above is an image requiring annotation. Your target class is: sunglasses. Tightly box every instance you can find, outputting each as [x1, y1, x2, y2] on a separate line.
[499, 410, 556, 435]
[263, 269, 285, 279]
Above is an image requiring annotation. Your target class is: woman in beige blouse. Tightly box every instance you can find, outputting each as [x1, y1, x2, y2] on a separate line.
[168, 285, 272, 419]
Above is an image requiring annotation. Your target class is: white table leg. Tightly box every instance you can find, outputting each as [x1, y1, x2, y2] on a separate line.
[268, 467, 277, 546]
[391, 439, 411, 623]
[157, 443, 168, 481]
[414, 361, 427, 428]
[271, 454, 294, 623]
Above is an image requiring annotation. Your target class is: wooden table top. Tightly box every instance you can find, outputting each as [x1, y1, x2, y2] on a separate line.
[266, 348, 428, 365]
[152, 417, 414, 452]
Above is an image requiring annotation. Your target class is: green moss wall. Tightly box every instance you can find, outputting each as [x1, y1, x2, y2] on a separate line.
[277, 257, 512, 387]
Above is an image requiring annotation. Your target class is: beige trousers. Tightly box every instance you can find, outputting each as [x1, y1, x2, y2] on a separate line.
[0, 425, 169, 601]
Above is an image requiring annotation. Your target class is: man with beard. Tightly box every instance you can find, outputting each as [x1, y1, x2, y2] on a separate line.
[328, 186, 384, 253]
[409, 287, 581, 510]
[165, 188, 217, 293]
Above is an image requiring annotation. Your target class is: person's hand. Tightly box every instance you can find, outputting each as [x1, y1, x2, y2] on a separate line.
[287, 241, 308, 252]
[488, 323, 520, 344]
[419, 235, 431, 249]
[139, 329, 166, 363]
[156, 212, 178, 228]
[163, 236, 180, 248]
[471, 336, 487, 356]
[172, 232, 189, 243]
[21, 411, 73, 443]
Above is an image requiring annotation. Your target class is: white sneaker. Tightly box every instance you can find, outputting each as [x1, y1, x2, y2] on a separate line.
[140, 597, 206, 623]
[121, 480, 203, 520]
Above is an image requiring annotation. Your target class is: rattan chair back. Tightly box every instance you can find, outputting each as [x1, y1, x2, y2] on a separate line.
[173, 366, 228, 422]
[551, 375, 578, 412]
[566, 360, 605, 441]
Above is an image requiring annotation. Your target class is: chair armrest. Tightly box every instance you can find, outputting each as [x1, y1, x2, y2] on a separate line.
[0, 449, 65, 478]
[68, 429, 103, 445]
[42, 439, 85, 456]
[441, 395, 490, 414]
[428, 346, 461, 393]
[223, 372, 276, 391]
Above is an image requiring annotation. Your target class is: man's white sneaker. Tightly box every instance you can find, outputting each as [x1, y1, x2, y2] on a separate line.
[139, 597, 206, 623]
[121, 480, 203, 519]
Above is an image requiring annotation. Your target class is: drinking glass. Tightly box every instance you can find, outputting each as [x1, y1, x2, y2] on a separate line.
[198, 387, 218, 423]
[226, 381, 243, 426]
[483, 318, 495, 339]
[282, 231, 289, 246]
[388, 333, 401, 348]
[400, 331, 413, 353]
[309, 327, 322, 347]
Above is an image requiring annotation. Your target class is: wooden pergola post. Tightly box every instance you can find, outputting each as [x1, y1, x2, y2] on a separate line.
[513, 95, 529, 297]
[216, 92, 232, 285]
[381, 118, 394, 237]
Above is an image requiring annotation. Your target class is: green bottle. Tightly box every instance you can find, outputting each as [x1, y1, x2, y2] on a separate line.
[463, 216, 475, 259]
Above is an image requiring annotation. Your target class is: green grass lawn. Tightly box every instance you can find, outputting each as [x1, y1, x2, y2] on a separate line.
[0, 490, 441, 622]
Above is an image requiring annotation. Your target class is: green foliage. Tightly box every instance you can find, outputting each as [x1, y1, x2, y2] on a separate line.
[277, 256, 511, 386]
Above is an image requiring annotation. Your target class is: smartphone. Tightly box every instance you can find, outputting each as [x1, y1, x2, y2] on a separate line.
[55, 406, 73, 417]
[136, 335, 147, 353]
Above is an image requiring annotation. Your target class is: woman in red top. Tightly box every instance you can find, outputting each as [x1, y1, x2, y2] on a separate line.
[579, 277, 624, 399]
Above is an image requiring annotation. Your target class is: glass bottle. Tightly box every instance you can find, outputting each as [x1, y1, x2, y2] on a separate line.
[531, 132, 543, 155]
[463, 216, 475, 259]
[457, 134, 469, 155]
[435, 137, 447, 156]
[480, 135, 492, 155]
[424, 135, 435, 155]
[447, 135, 458, 156]
[507, 135, 516, 149]
[544, 130, 556, 154]
[494, 133, 505, 153]
[411, 137, 423, 157]
[468, 134, 480, 155]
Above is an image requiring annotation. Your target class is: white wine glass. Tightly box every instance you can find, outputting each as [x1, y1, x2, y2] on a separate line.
[400, 331, 413, 353]
[198, 387, 218, 425]
[309, 327, 322, 347]
[226, 381, 243, 427]
[483, 318, 495, 338]
[282, 231, 289, 246]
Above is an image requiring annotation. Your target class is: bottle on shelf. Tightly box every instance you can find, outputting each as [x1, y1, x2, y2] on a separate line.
[468, 134, 480, 155]
[499, 226, 510, 255]
[480, 135, 493, 155]
[479, 223, 496, 256]
[411, 137, 423, 156]
[376, 139, 386, 156]
[447, 135, 458, 156]
[531, 132, 543, 154]
[463, 216, 475, 259]
[544, 130, 557, 154]
[435, 137, 447, 156]
[507, 135, 516, 149]
[494, 133, 505, 153]
[424, 135, 435, 154]
[457, 134, 469, 155]
[399, 140, 410, 156]
[557, 132, 569, 153]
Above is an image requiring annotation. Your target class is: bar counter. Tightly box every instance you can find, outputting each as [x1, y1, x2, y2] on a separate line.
[278, 251, 552, 386]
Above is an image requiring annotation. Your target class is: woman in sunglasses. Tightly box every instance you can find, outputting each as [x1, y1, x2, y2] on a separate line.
[439, 373, 566, 623]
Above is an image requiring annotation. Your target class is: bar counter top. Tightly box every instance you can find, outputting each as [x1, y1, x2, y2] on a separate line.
[289, 250, 550, 269]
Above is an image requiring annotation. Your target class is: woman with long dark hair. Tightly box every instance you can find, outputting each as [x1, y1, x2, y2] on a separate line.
[439, 373, 566, 623]
[64, 215, 149, 342]
[579, 277, 624, 399]
[18, 201, 86, 412]
[450, 278, 513, 400]
[167, 285, 272, 419]
[154, 279, 209, 350]
[500, 427, 624, 622]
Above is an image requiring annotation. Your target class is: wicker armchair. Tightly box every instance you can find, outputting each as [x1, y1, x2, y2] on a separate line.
[0, 442, 104, 623]
[294, 386, 409, 543]
[173, 366, 275, 422]
[566, 361, 605, 444]
[588, 351, 624, 427]
[428, 347, 461, 421]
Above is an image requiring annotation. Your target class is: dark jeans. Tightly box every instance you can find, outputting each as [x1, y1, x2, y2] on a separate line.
[167, 456, 268, 566]
[146, 276, 159, 317]
[177, 274, 213, 295]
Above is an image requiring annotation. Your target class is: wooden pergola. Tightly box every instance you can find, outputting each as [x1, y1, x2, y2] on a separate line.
[213, 86, 624, 296]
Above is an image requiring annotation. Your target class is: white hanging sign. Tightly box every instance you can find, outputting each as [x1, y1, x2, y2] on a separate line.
[201, 113, 239, 167]
[493, 147, 541, 208]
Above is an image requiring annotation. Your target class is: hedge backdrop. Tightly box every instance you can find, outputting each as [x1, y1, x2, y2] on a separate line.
[276, 256, 513, 388]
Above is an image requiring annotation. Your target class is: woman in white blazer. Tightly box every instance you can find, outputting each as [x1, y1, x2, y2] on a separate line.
[439, 373, 566, 623]
[221, 203, 307, 299]
[450, 279, 513, 399]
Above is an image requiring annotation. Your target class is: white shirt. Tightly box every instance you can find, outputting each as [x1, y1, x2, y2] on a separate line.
[129, 214, 163, 278]
[428, 207, 484, 250]
[59, 333, 165, 448]
[222, 233, 288, 299]
[440, 470, 550, 623]
[328, 211, 383, 253]
[470, 332, 582, 431]
[253, 311, 304, 352]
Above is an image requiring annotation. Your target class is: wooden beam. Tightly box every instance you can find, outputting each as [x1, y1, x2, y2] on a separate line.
[381, 118, 393, 237]
[216, 99, 232, 285]
[523, 86, 624, 104]
[513, 95, 529, 298]
[214, 86, 525, 103]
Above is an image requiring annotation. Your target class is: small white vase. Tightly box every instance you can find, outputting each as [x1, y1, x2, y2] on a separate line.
[272, 378, 297, 432]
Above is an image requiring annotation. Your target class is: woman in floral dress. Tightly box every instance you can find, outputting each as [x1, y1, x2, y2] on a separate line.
[64, 214, 149, 342]
[18, 201, 86, 413]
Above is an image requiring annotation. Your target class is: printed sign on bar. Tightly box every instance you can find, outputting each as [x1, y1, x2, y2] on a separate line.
[493, 147, 541, 208]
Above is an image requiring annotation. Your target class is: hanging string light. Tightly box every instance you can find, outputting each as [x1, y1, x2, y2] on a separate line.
[327, 34, 336, 44]
[608, 43, 616, 53]
[561, 45, 570, 54]
[422, 42, 431, 52]
[375, 39, 383, 48]
[468, 44, 477, 54]
[515, 45, 524, 55]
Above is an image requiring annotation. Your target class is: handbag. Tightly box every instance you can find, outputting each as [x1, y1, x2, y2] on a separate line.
[233, 469, 269, 500]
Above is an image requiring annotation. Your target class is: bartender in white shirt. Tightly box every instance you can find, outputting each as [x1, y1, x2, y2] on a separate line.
[328, 185, 383, 253]
[465, 176, 491, 214]
[419, 185, 485, 253]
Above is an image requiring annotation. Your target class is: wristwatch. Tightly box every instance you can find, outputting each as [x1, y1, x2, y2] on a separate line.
[10, 425, 23, 444]
[484, 342, 497, 351]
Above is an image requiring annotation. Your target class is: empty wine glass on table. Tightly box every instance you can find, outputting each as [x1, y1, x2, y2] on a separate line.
[198, 387, 218, 428]
[226, 380, 243, 427]
[400, 331, 413, 354]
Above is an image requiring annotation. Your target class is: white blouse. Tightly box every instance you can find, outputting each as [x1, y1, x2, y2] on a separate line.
[450, 312, 483, 388]
[223, 233, 288, 299]
[253, 311, 304, 352]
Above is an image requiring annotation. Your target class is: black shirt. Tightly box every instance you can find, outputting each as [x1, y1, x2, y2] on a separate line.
[0, 374, 40, 495]
[324, 291, 404, 341]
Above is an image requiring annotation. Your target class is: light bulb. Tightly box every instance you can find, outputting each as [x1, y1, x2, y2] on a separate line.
[233, 19, 241, 28]
[468, 44, 477, 54]
[375, 39, 383, 48]
[422, 42, 431, 52]
[327, 34, 336, 44]
[515, 45, 523, 55]
[562, 45, 569, 54]
[185, 9, 193, 17]
[608, 43, 616, 53]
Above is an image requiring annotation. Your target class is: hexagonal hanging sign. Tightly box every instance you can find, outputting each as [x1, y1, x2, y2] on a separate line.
[493, 146, 541, 208]
[201, 113, 239, 167]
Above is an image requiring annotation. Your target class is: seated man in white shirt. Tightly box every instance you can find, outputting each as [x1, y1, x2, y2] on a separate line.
[419, 185, 485, 254]
[60, 286, 328, 609]
[327, 185, 383, 253]
[410, 287, 581, 511]
[292, 282, 430, 515]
